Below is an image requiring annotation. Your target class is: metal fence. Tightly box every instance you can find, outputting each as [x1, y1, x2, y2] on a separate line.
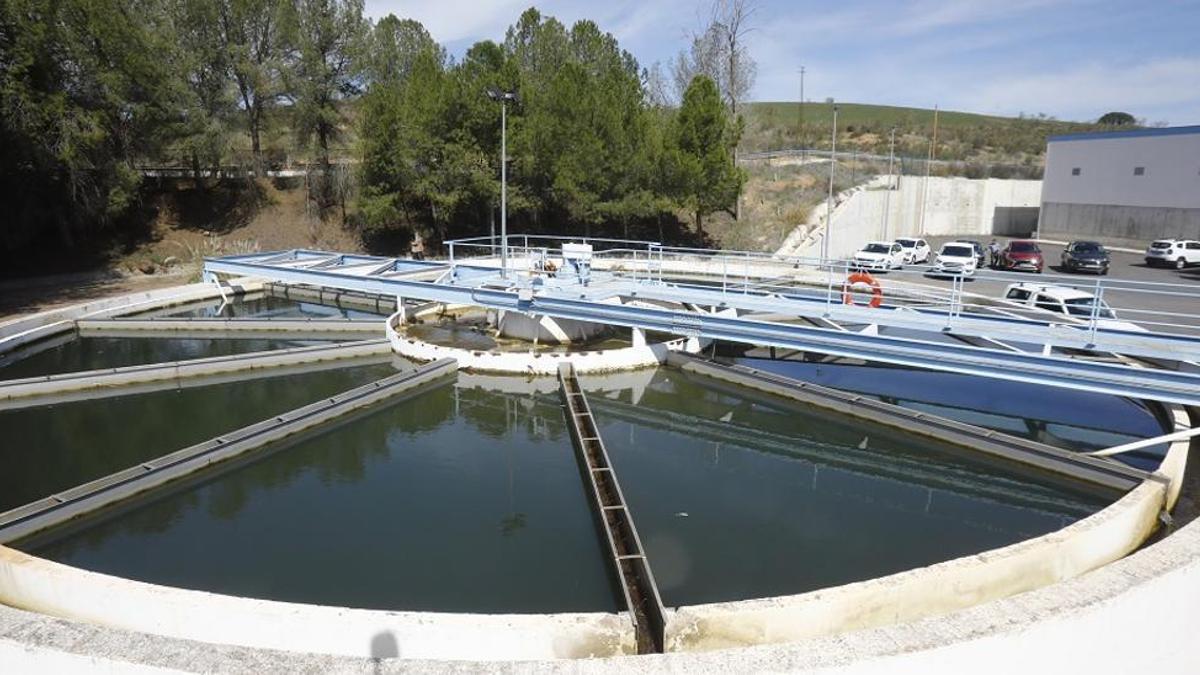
[445, 234, 1200, 344]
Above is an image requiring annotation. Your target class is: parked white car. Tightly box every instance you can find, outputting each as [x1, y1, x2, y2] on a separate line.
[930, 243, 979, 277]
[1144, 239, 1200, 269]
[853, 241, 905, 270]
[1002, 283, 1145, 332]
[894, 237, 931, 264]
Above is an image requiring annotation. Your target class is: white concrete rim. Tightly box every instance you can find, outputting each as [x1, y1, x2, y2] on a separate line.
[386, 307, 703, 374]
[0, 283, 1192, 668]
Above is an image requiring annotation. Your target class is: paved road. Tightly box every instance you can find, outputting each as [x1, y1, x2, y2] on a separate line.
[873, 235, 1200, 333]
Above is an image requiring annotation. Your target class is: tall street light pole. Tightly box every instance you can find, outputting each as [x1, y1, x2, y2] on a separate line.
[883, 127, 895, 239]
[487, 87, 518, 278]
[823, 103, 838, 263]
[799, 66, 806, 159]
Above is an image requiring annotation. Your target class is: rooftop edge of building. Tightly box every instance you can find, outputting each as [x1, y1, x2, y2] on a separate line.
[1048, 125, 1200, 143]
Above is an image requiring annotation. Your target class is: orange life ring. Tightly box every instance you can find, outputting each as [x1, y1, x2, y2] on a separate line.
[842, 272, 883, 308]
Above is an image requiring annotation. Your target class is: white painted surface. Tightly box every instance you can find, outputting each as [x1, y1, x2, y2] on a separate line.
[1043, 130, 1200, 209]
[497, 311, 608, 344]
[0, 546, 634, 661]
[388, 310, 700, 375]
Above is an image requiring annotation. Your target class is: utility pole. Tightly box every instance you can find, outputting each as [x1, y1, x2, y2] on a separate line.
[823, 104, 838, 263]
[883, 127, 896, 240]
[919, 105, 937, 235]
[487, 88, 518, 278]
[799, 66, 806, 159]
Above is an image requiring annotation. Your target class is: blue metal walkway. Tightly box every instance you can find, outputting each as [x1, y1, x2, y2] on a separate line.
[203, 241, 1200, 406]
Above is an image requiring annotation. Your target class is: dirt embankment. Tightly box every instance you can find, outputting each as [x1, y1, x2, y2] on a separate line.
[0, 178, 367, 319]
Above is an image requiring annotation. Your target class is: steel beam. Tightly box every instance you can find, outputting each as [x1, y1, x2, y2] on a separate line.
[0, 339, 392, 401]
[558, 363, 665, 654]
[203, 254, 1200, 406]
[75, 318, 384, 339]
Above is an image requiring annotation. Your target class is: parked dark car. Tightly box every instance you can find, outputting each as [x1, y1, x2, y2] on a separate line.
[953, 239, 987, 267]
[999, 240, 1044, 273]
[1060, 241, 1110, 275]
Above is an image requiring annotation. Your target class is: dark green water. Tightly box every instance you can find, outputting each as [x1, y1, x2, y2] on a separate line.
[0, 363, 397, 510]
[160, 296, 386, 320]
[0, 336, 337, 381]
[25, 381, 617, 613]
[581, 368, 1110, 606]
[733, 356, 1168, 470]
[18, 367, 1112, 612]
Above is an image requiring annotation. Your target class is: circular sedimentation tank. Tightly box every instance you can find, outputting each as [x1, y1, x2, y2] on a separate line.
[0, 280, 1193, 670]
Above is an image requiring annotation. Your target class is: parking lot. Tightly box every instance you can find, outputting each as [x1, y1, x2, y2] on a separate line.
[875, 235, 1200, 332]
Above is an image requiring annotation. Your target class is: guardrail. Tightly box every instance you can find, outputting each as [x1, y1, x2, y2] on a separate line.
[443, 235, 1200, 343]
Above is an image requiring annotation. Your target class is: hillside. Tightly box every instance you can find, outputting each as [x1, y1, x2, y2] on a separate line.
[741, 102, 1105, 165]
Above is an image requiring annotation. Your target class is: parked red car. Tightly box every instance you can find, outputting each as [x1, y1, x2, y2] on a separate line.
[998, 240, 1044, 273]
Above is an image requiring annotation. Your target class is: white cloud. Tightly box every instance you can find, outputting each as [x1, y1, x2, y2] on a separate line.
[967, 58, 1200, 123]
[363, 0, 529, 44]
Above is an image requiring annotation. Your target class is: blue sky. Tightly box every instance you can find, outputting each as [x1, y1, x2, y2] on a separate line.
[364, 0, 1200, 124]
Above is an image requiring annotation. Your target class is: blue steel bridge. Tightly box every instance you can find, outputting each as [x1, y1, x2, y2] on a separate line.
[203, 235, 1200, 407]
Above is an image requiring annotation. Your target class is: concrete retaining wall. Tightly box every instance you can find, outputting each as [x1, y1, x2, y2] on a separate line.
[1039, 202, 1200, 248]
[780, 177, 1043, 259]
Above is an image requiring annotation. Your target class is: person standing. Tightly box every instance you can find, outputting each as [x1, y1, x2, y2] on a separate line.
[410, 232, 426, 261]
[988, 239, 1001, 268]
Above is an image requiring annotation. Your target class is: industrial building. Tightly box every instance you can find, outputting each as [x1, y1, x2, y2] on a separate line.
[1039, 125, 1200, 246]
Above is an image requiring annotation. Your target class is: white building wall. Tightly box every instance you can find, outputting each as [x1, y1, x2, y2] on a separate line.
[1043, 128, 1200, 209]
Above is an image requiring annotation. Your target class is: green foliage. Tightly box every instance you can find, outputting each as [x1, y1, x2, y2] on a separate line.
[1, 2, 744, 256]
[0, 0, 180, 250]
[288, 0, 368, 206]
[742, 101, 1111, 164]
[1098, 111, 1135, 126]
[670, 76, 745, 232]
[355, 8, 718, 245]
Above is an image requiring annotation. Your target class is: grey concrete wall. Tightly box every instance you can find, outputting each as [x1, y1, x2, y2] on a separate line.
[1039, 202, 1200, 247]
[1043, 131, 1200, 209]
[778, 177, 1044, 259]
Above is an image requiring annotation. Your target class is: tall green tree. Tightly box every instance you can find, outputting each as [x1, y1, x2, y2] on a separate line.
[1098, 111, 1135, 126]
[670, 75, 744, 234]
[0, 0, 179, 250]
[173, 0, 236, 183]
[217, 0, 290, 176]
[361, 15, 441, 85]
[287, 0, 368, 208]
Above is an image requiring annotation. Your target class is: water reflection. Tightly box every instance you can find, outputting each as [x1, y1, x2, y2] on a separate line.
[584, 368, 1110, 605]
[26, 379, 615, 614]
[0, 363, 398, 510]
[732, 356, 1167, 470]
[20, 366, 1118, 612]
[0, 336, 337, 381]
[156, 295, 386, 320]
